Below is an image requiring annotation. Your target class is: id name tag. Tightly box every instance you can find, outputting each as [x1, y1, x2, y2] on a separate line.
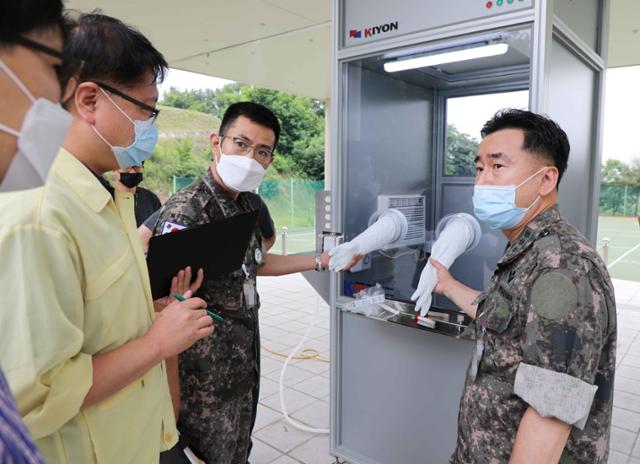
[244, 281, 256, 307]
[469, 328, 485, 382]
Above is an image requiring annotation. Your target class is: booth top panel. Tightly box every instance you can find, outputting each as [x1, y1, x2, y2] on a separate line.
[342, 0, 534, 48]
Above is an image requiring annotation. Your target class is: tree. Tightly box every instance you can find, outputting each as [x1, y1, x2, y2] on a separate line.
[626, 158, 640, 186]
[160, 84, 326, 180]
[601, 159, 629, 184]
[161, 87, 229, 116]
[293, 134, 325, 180]
[445, 124, 479, 177]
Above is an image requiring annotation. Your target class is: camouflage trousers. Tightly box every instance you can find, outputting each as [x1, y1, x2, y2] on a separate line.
[179, 386, 255, 463]
[177, 328, 262, 464]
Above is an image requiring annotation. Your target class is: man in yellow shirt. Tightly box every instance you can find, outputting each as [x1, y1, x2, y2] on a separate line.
[0, 13, 213, 463]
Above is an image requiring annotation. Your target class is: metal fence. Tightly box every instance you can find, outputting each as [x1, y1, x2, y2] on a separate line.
[172, 174, 323, 238]
[258, 178, 324, 229]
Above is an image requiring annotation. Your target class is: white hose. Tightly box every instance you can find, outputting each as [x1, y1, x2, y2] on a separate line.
[277, 294, 330, 434]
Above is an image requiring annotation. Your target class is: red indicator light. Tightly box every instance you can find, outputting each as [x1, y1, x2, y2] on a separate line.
[486, 1, 493, 7]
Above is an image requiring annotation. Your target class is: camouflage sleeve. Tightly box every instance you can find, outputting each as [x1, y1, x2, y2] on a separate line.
[151, 198, 197, 237]
[514, 268, 606, 428]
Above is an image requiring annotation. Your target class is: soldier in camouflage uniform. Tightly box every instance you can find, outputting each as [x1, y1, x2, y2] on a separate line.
[154, 102, 329, 463]
[430, 109, 616, 463]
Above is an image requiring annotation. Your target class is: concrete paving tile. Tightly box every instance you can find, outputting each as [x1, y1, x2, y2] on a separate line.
[609, 449, 631, 464]
[253, 420, 315, 454]
[618, 366, 640, 382]
[290, 400, 330, 430]
[261, 325, 291, 341]
[614, 406, 640, 432]
[261, 388, 317, 415]
[611, 426, 637, 454]
[249, 438, 283, 464]
[616, 376, 640, 395]
[614, 390, 640, 414]
[624, 355, 640, 369]
[292, 359, 331, 375]
[260, 377, 282, 401]
[265, 364, 316, 388]
[270, 456, 303, 464]
[289, 435, 333, 464]
[254, 404, 284, 432]
[291, 375, 330, 400]
[261, 356, 285, 375]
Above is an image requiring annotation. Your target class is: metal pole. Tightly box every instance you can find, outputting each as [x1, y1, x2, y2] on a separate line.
[281, 226, 288, 256]
[602, 237, 610, 266]
[290, 178, 295, 227]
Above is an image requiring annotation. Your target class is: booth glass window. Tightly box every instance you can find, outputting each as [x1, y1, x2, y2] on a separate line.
[444, 90, 529, 177]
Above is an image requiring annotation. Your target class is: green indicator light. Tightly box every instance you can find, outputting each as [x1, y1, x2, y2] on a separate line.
[507, 0, 514, 3]
[497, 0, 503, 5]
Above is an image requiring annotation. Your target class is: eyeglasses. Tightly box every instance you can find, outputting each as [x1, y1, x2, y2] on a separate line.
[11, 36, 85, 100]
[94, 81, 160, 122]
[221, 135, 274, 163]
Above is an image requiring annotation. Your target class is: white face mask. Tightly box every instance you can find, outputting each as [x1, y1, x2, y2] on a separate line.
[473, 167, 546, 230]
[0, 58, 73, 192]
[215, 148, 266, 192]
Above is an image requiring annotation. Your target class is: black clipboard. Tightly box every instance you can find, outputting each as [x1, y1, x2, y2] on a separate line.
[147, 211, 259, 299]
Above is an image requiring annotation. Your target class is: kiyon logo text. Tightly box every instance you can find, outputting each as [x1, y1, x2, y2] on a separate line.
[349, 21, 399, 39]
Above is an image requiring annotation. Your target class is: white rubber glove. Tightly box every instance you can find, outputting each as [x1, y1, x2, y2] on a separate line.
[411, 214, 479, 316]
[328, 211, 404, 272]
[328, 241, 362, 272]
[412, 262, 438, 317]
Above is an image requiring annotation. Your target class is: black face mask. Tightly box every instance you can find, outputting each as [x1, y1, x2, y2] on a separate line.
[119, 172, 143, 188]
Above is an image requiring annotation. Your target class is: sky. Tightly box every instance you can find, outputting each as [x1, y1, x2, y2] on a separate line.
[447, 90, 529, 143]
[602, 66, 640, 165]
[159, 68, 234, 97]
[161, 66, 640, 166]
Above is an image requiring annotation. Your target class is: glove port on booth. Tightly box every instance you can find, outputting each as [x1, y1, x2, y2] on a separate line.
[332, 194, 480, 337]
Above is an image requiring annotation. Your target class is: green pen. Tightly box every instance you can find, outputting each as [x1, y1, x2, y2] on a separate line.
[172, 292, 225, 322]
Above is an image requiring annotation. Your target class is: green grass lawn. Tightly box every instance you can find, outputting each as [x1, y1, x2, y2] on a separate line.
[597, 215, 640, 281]
[156, 105, 220, 134]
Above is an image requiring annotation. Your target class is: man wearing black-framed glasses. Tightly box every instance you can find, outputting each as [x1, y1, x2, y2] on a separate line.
[154, 102, 332, 463]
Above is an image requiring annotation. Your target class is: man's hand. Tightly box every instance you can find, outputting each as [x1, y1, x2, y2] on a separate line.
[82, 292, 212, 409]
[328, 242, 364, 272]
[153, 266, 204, 312]
[146, 295, 213, 359]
